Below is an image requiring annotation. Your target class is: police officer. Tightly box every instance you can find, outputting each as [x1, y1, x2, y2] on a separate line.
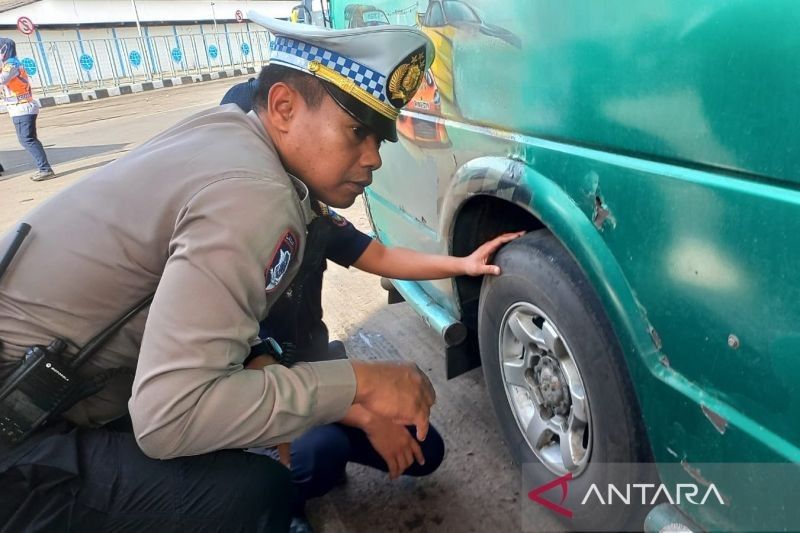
[0, 17, 436, 531]
[0, 38, 55, 182]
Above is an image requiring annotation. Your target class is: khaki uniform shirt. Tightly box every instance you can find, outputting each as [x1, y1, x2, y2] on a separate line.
[0, 105, 357, 459]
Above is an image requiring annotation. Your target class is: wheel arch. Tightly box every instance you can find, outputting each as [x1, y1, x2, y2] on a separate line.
[442, 156, 661, 377]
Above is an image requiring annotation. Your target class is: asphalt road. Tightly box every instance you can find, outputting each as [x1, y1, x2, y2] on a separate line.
[0, 79, 564, 532]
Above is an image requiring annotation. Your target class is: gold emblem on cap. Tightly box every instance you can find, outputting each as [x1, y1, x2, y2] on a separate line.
[389, 52, 425, 106]
[308, 60, 320, 73]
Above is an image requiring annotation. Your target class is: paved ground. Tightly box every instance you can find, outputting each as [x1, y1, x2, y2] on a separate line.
[0, 80, 564, 532]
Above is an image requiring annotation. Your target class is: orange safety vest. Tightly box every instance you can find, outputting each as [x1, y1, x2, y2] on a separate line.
[2, 62, 33, 104]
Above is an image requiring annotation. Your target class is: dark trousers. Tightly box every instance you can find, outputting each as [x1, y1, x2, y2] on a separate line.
[12, 114, 52, 172]
[288, 422, 444, 512]
[0, 424, 293, 532]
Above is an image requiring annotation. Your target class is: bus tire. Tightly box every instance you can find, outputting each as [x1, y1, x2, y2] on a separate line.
[478, 229, 654, 530]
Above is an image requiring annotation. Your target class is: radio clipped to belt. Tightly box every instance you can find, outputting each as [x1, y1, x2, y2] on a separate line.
[0, 223, 153, 447]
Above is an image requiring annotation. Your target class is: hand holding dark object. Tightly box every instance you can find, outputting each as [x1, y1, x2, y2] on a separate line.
[350, 360, 436, 441]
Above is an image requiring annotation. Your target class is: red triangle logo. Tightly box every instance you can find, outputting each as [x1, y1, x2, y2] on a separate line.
[528, 472, 573, 518]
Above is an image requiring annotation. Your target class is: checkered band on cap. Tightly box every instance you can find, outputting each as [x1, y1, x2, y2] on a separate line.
[270, 36, 389, 104]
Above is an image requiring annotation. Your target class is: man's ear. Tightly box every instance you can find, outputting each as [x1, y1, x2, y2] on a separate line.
[266, 82, 297, 133]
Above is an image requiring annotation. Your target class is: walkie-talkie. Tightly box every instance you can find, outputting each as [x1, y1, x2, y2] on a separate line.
[0, 223, 153, 446]
[0, 338, 77, 444]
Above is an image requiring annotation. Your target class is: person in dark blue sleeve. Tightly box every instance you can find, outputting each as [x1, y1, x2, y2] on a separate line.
[219, 77, 259, 112]
[248, 203, 520, 533]
[255, 203, 373, 363]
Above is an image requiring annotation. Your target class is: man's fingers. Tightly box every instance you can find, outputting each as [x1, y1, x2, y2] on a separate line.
[402, 448, 414, 473]
[503, 230, 525, 241]
[414, 415, 430, 442]
[277, 443, 291, 467]
[411, 364, 435, 410]
[418, 366, 436, 405]
[471, 232, 524, 276]
[388, 457, 400, 480]
[485, 231, 525, 251]
[245, 354, 278, 370]
[398, 396, 431, 441]
[403, 366, 434, 442]
[411, 438, 425, 466]
[481, 264, 501, 276]
[490, 231, 522, 246]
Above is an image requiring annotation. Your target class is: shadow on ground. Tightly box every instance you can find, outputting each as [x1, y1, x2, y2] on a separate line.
[0, 143, 128, 181]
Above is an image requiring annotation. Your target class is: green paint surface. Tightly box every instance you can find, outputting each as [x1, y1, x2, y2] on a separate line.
[332, 2, 800, 529]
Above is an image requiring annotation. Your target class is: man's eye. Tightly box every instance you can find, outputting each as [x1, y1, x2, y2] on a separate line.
[351, 126, 384, 147]
[352, 127, 369, 140]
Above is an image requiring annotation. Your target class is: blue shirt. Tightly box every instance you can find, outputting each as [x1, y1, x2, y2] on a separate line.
[220, 78, 259, 113]
[324, 209, 372, 267]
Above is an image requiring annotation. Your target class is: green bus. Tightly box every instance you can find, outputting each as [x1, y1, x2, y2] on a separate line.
[328, 1, 800, 530]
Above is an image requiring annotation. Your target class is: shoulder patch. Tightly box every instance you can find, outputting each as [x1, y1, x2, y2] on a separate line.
[328, 211, 349, 227]
[265, 230, 298, 292]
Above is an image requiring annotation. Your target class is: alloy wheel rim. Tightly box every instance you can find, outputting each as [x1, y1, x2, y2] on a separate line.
[498, 301, 592, 475]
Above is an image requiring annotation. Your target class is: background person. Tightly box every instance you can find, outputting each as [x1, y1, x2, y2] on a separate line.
[220, 76, 259, 111]
[0, 37, 55, 182]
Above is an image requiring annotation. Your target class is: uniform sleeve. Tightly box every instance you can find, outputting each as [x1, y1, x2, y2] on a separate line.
[325, 210, 373, 267]
[129, 177, 357, 459]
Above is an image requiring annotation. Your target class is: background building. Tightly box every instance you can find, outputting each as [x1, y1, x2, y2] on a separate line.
[0, 0, 323, 93]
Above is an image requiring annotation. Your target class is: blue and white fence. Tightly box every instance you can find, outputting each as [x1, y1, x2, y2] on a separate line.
[13, 28, 271, 95]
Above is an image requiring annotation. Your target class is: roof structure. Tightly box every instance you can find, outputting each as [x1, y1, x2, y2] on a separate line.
[0, 0, 39, 14]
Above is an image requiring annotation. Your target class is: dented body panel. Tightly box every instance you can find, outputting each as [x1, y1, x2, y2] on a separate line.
[332, 1, 800, 530]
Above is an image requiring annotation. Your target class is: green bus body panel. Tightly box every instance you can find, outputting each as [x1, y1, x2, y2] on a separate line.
[332, 1, 800, 529]
[336, 0, 800, 183]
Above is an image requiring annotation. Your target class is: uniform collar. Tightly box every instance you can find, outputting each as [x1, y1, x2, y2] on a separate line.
[288, 174, 316, 225]
[246, 110, 315, 226]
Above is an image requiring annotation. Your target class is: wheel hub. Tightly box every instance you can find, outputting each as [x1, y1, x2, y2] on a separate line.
[532, 355, 571, 418]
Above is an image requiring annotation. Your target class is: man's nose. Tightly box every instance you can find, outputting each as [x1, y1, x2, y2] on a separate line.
[362, 137, 382, 171]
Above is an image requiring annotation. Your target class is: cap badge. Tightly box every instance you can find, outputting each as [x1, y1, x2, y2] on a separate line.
[388, 50, 426, 108]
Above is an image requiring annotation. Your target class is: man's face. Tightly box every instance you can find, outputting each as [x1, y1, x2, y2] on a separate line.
[281, 92, 383, 208]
